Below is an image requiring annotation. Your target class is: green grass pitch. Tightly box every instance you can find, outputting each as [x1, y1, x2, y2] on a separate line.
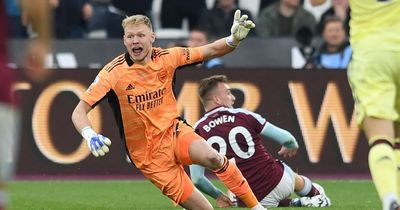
[9, 179, 380, 210]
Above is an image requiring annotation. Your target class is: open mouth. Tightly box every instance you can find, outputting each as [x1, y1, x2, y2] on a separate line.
[132, 47, 143, 56]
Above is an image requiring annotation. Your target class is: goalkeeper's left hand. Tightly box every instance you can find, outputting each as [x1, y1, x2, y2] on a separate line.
[226, 9, 256, 48]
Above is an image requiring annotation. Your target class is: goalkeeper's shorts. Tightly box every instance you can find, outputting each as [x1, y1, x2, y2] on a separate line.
[139, 121, 203, 204]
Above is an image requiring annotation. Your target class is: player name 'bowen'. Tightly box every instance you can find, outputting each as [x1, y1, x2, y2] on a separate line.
[203, 115, 235, 132]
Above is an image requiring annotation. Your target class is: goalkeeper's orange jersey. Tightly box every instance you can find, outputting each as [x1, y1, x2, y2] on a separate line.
[82, 47, 203, 168]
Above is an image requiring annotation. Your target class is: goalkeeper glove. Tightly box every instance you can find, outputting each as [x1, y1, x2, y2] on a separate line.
[226, 9, 256, 48]
[81, 126, 111, 157]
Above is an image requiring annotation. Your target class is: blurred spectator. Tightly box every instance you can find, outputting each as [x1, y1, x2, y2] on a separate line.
[295, 26, 316, 69]
[165, 41, 185, 48]
[303, 0, 331, 22]
[313, 15, 351, 69]
[160, 0, 206, 30]
[105, 0, 153, 38]
[168, 28, 225, 69]
[50, 0, 93, 39]
[317, 0, 349, 35]
[186, 28, 224, 69]
[258, 0, 278, 15]
[1, 0, 52, 209]
[211, 0, 238, 9]
[86, 0, 109, 35]
[199, 0, 255, 38]
[5, 0, 28, 38]
[257, 0, 316, 38]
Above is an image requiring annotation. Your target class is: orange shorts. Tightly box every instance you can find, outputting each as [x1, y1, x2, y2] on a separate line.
[139, 120, 203, 204]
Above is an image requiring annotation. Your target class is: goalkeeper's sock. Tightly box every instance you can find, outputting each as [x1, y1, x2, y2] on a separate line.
[368, 137, 398, 206]
[214, 157, 260, 209]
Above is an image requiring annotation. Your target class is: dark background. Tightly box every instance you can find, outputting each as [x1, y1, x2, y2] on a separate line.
[14, 68, 367, 179]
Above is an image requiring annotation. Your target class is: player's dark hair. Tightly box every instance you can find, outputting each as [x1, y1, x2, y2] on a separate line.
[198, 75, 229, 104]
[322, 15, 344, 32]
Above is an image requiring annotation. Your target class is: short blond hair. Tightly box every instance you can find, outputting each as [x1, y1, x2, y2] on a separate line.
[122, 15, 153, 31]
[198, 75, 229, 105]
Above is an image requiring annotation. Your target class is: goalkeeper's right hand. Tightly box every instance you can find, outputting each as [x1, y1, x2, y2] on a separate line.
[81, 126, 111, 157]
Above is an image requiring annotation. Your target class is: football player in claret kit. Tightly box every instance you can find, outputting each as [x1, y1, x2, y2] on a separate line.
[190, 75, 331, 208]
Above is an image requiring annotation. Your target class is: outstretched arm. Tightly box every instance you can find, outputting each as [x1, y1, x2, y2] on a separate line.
[201, 10, 255, 61]
[261, 123, 299, 158]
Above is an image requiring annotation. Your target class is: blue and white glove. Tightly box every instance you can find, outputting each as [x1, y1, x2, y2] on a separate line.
[81, 126, 111, 157]
[226, 9, 256, 48]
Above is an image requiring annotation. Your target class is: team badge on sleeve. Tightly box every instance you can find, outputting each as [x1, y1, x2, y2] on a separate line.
[87, 76, 100, 93]
[92, 76, 100, 84]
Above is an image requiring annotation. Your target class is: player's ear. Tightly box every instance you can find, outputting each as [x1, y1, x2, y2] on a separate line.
[213, 95, 221, 105]
[123, 34, 127, 45]
[151, 32, 156, 43]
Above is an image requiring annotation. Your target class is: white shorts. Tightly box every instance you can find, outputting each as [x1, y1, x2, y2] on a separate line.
[259, 163, 296, 208]
[0, 103, 20, 181]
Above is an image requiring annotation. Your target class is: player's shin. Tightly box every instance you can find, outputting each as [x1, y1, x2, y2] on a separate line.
[396, 123, 400, 200]
[213, 156, 262, 209]
[395, 142, 400, 205]
[368, 136, 399, 209]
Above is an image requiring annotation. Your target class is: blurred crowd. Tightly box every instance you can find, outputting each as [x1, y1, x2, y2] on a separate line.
[5, 0, 351, 69]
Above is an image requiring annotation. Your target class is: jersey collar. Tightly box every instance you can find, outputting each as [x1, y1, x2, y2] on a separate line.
[205, 105, 225, 114]
[124, 50, 161, 71]
[125, 52, 134, 66]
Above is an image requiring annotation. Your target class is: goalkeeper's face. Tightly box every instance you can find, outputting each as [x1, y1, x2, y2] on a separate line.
[214, 82, 235, 108]
[123, 23, 155, 65]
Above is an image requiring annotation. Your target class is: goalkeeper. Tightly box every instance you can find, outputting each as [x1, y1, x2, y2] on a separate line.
[72, 10, 265, 210]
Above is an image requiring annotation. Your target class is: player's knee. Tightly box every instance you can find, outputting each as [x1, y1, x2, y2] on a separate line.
[204, 153, 223, 171]
[293, 173, 305, 191]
